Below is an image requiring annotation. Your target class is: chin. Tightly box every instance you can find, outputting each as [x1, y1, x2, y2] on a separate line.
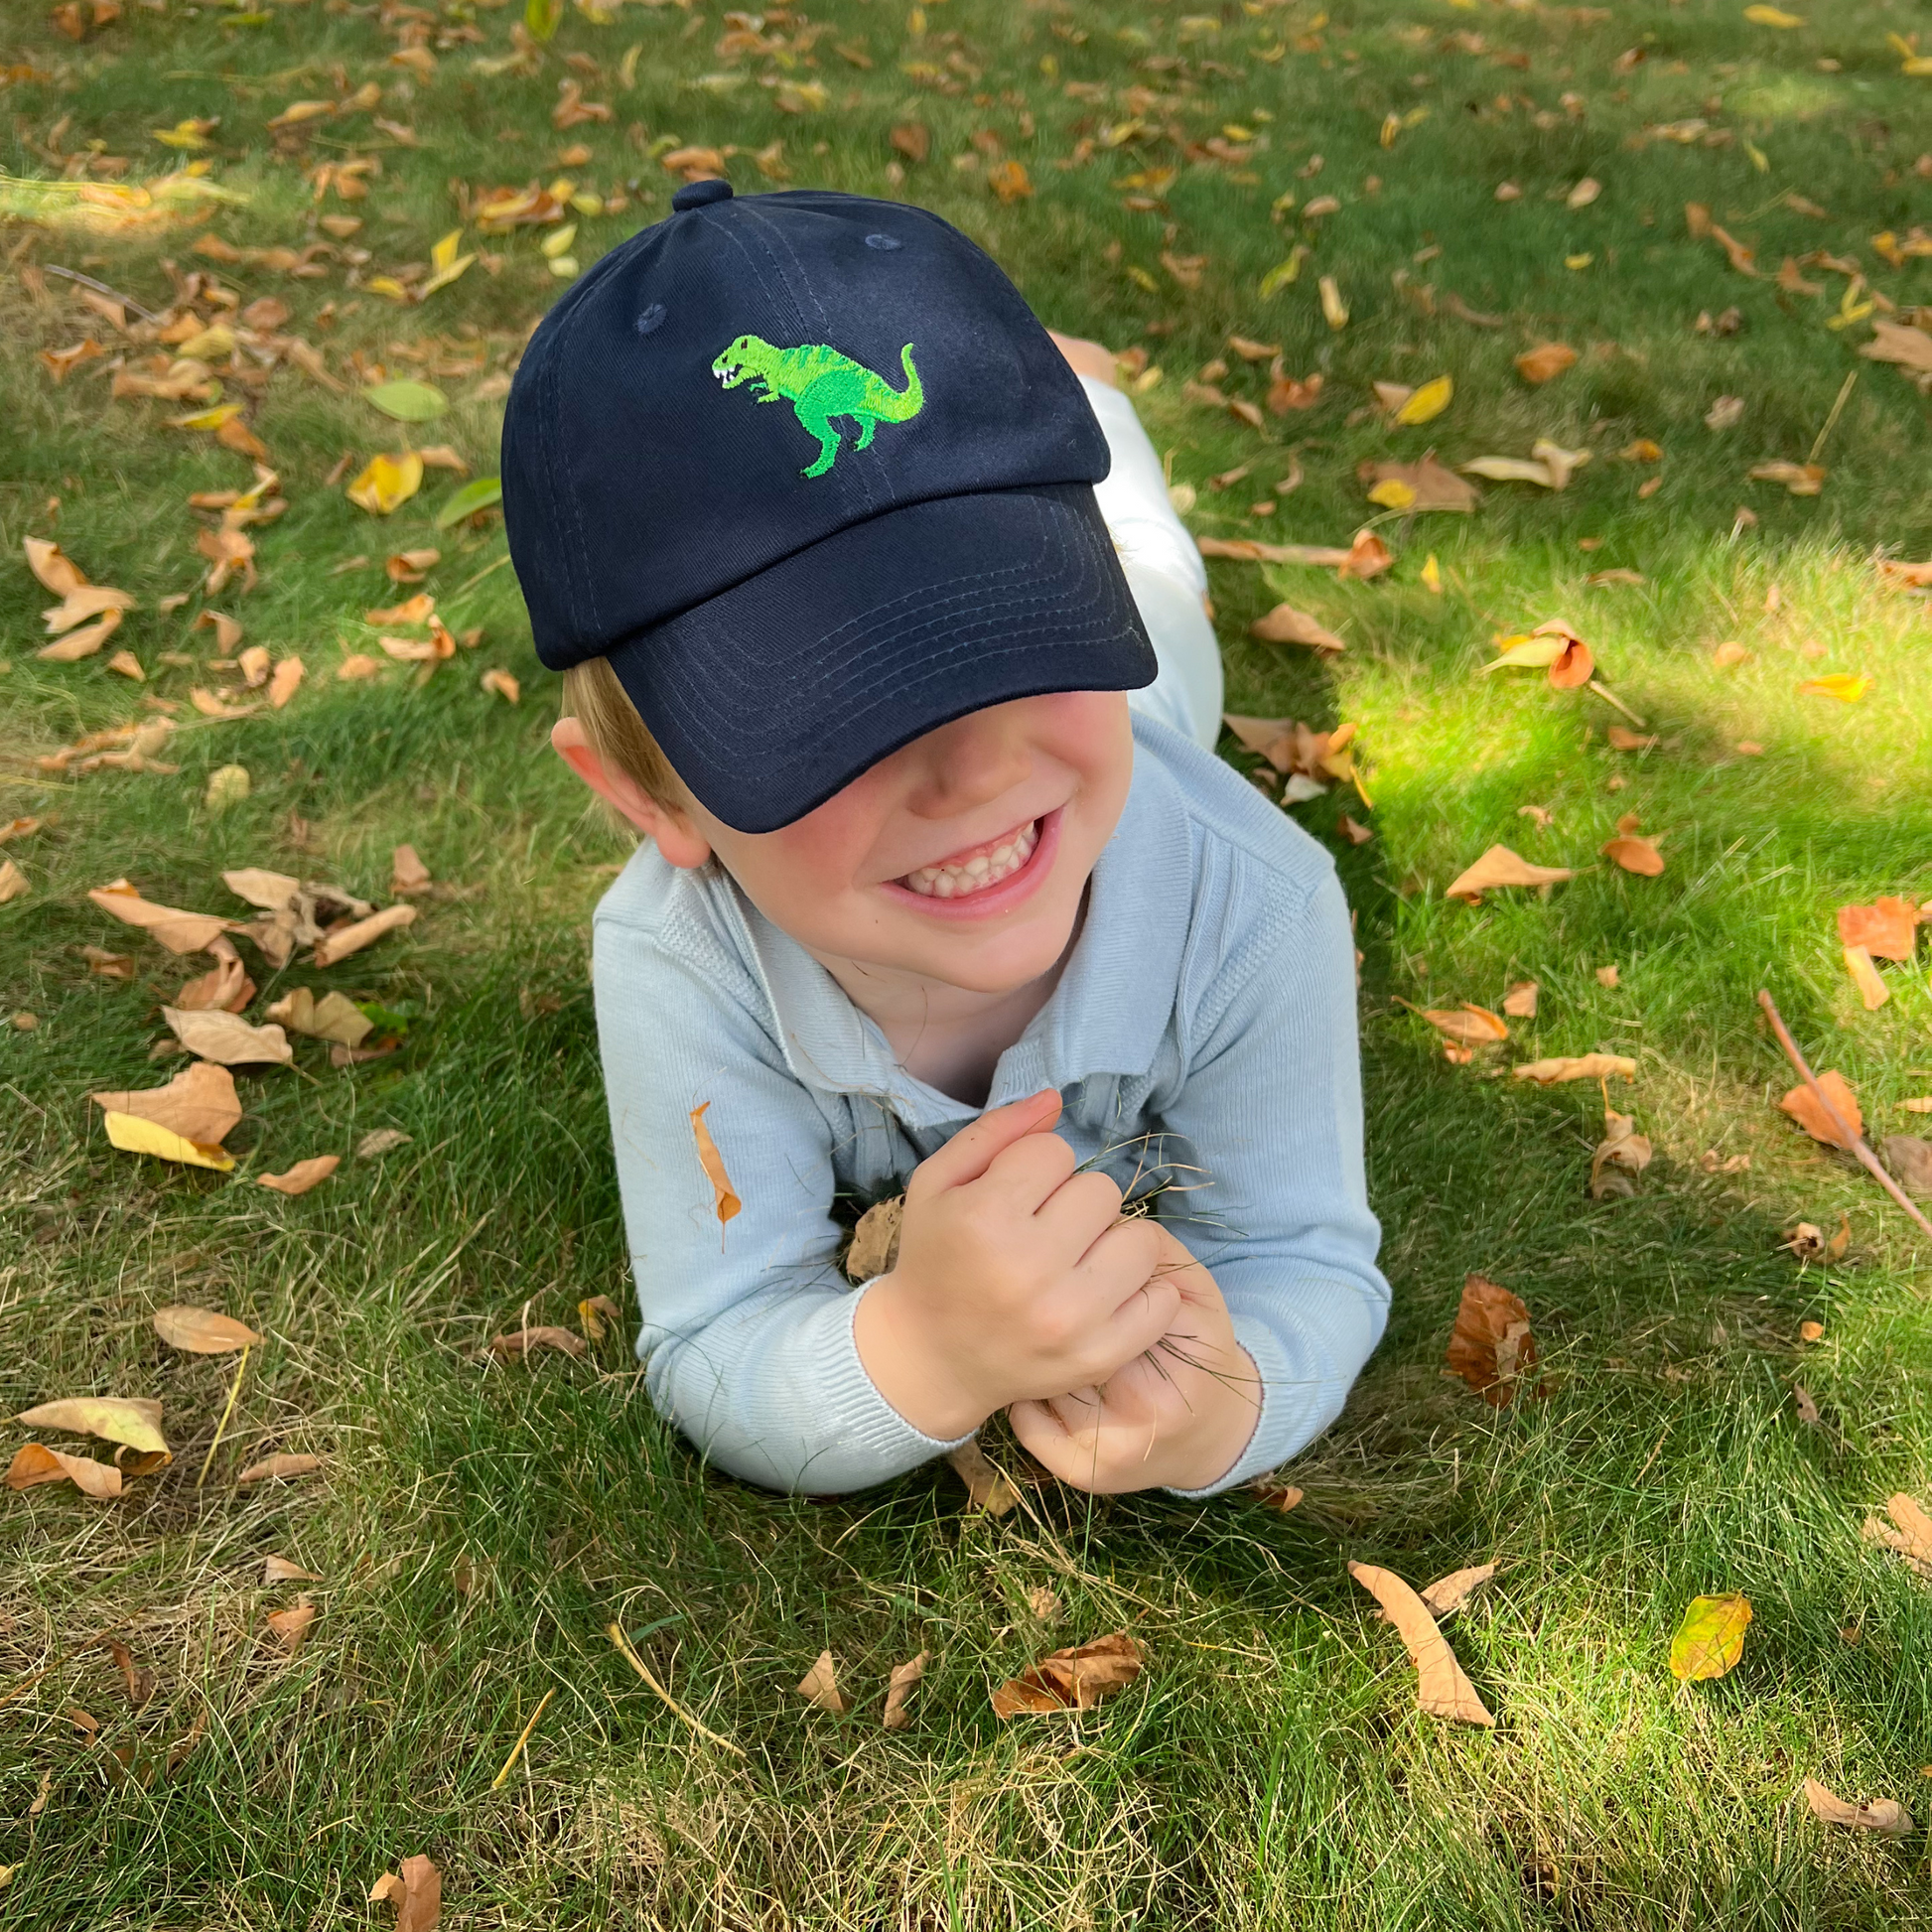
[901, 901, 1083, 995]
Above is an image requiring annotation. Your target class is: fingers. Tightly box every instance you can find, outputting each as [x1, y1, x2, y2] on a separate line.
[907, 1089, 1061, 1196]
[980, 1125, 1080, 1213]
[1026, 1164, 1123, 1241]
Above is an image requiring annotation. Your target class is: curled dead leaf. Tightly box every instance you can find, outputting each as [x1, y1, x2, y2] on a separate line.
[1590, 1109, 1653, 1198]
[258, 1155, 341, 1196]
[153, 1306, 260, 1354]
[91, 1060, 241, 1145]
[845, 1195, 903, 1282]
[1444, 845, 1575, 902]
[484, 1325, 587, 1360]
[265, 1601, 316, 1654]
[796, 1649, 849, 1715]
[1418, 1563, 1498, 1617]
[1348, 1563, 1494, 1725]
[6, 1443, 122, 1499]
[1804, 1778, 1913, 1838]
[946, 1436, 1022, 1515]
[1249, 603, 1344, 652]
[1777, 1071, 1862, 1150]
[690, 1102, 742, 1230]
[1837, 897, 1919, 961]
[1602, 834, 1666, 877]
[992, 1631, 1144, 1719]
[1445, 1274, 1538, 1407]
[1513, 1053, 1637, 1084]
[237, 1452, 322, 1483]
[882, 1651, 926, 1729]
[162, 1006, 293, 1066]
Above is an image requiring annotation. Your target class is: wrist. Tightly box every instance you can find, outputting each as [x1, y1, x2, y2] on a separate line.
[852, 1272, 992, 1443]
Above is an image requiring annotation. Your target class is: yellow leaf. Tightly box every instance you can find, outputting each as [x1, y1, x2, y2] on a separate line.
[346, 452, 424, 516]
[1421, 553, 1443, 594]
[1668, 1592, 1752, 1681]
[1368, 479, 1418, 509]
[1798, 673, 1870, 702]
[14, 1397, 168, 1459]
[101, 1111, 235, 1172]
[1393, 374, 1452, 425]
[1741, 4, 1803, 24]
[1258, 248, 1307, 297]
[1318, 275, 1348, 331]
[364, 276, 414, 302]
[690, 1101, 742, 1230]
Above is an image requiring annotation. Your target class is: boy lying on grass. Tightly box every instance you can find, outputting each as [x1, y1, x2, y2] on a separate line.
[501, 181, 1389, 1497]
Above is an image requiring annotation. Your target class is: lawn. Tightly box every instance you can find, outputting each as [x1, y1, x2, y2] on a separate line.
[3, 0, 1932, 1924]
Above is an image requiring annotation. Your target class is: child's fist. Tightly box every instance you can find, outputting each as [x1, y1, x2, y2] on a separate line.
[1008, 1226, 1260, 1494]
[852, 1090, 1182, 1442]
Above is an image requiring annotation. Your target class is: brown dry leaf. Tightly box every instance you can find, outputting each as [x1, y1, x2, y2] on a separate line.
[1253, 1477, 1304, 1512]
[1515, 343, 1579, 384]
[89, 879, 240, 954]
[6, 1443, 122, 1500]
[1347, 1563, 1494, 1725]
[312, 903, 416, 968]
[258, 1155, 341, 1196]
[1778, 1070, 1863, 1150]
[946, 1435, 1022, 1515]
[1844, 944, 1889, 1011]
[1880, 1136, 1932, 1200]
[796, 1650, 850, 1715]
[1751, 460, 1827, 496]
[991, 1631, 1144, 1719]
[1444, 846, 1575, 902]
[485, 1326, 588, 1360]
[1859, 321, 1932, 376]
[24, 536, 87, 599]
[1418, 1562, 1498, 1617]
[14, 1397, 167, 1462]
[84, 944, 134, 980]
[153, 1306, 260, 1354]
[1602, 834, 1666, 877]
[890, 122, 930, 164]
[1502, 981, 1540, 1018]
[577, 1293, 622, 1341]
[1590, 1109, 1653, 1197]
[265, 988, 373, 1047]
[173, 947, 256, 1015]
[391, 846, 433, 897]
[356, 1128, 412, 1158]
[267, 657, 304, 709]
[1803, 1778, 1913, 1837]
[988, 159, 1033, 204]
[377, 1856, 442, 1932]
[1445, 1275, 1538, 1406]
[265, 1602, 316, 1654]
[0, 817, 44, 845]
[0, 860, 29, 905]
[90, 1061, 241, 1145]
[162, 1006, 293, 1066]
[1249, 603, 1344, 652]
[1595, 964, 1621, 989]
[263, 1555, 323, 1584]
[1359, 456, 1480, 512]
[1513, 1053, 1637, 1084]
[238, 1452, 321, 1483]
[690, 1101, 742, 1229]
[1413, 1003, 1509, 1046]
[844, 1195, 903, 1282]
[1606, 726, 1659, 752]
[39, 610, 125, 662]
[481, 667, 520, 703]
[882, 1651, 926, 1730]
[1837, 897, 1919, 961]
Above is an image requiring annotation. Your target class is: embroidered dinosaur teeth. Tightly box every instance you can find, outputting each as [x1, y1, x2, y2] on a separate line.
[897, 820, 1039, 899]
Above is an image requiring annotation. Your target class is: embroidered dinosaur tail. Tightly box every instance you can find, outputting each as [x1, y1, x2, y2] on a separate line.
[870, 343, 923, 422]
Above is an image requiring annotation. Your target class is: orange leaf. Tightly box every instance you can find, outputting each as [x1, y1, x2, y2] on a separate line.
[1347, 1563, 1494, 1725]
[690, 1102, 742, 1227]
[1602, 835, 1666, 876]
[258, 1155, 341, 1195]
[991, 1631, 1144, 1719]
[1514, 342, 1578, 384]
[1444, 1273, 1537, 1407]
[1836, 897, 1918, 961]
[1444, 845, 1575, 901]
[6, 1442, 122, 1500]
[1248, 603, 1344, 651]
[1778, 1070, 1862, 1149]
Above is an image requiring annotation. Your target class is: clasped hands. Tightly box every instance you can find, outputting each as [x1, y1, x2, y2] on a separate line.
[853, 1090, 1260, 1494]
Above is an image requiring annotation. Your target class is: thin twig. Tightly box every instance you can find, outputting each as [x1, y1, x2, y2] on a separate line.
[197, 1343, 249, 1487]
[43, 263, 162, 325]
[1587, 679, 1648, 728]
[1756, 990, 1932, 1239]
[488, 1686, 556, 1790]
[1807, 371, 1858, 468]
[605, 1622, 745, 1755]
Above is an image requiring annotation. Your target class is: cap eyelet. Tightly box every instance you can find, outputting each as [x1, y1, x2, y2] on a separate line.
[633, 303, 667, 337]
[863, 232, 902, 251]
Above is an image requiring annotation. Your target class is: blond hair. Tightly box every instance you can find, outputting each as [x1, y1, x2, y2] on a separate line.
[560, 655, 688, 813]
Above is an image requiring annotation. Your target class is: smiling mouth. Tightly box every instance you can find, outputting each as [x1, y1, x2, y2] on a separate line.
[896, 819, 1040, 899]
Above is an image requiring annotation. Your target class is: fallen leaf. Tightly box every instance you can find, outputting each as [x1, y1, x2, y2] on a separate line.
[1347, 1563, 1494, 1725]
[1413, 1003, 1509, 1046]
[1596, 964, 1620, 989]
[1502, 981, 1540, 1018]
[162, 1006, 293, 1066]
[265, 988, 373, 1047]
[1249, 603, 1344, 651]
[1837, 897, 1919, 960]
[796, 1650, 849, 1714]
[1444, 845, 1575, 901]
[204, 764, 252, 813]
[577, 1293, 622, 1341]
[845, 1195, 904, 1282]
[1704, 394, 1746, 431]
[382, 1854, 442, 1932]
[882, 1651, 926, 1729]
[1606, 726, 1658, 751]
[1590, 1109, 1653, 1197]
[39, 611, 126, 662]
[258, 1155, 341, 1196]
[267, 657, 304, 709]
[1603, 835, 1666, 876]
[14, 1398, 167, 1461]
[265, 1602, 316, 1654]
[312, 903, 416, 968]
[1359, 456, 1479, 512]
[485, 1326, 587, 1360]
[1419, 1563, 1498, 1616]
[481, 667, 520, 703]
[363, 379, 448, 424]
[237, 1452, 321, 1483]
[1318, 275, 1348, 330]
[1778, 1071, 1862, 1149]
[91, 1061, 240, 1144]
[1253, 1478, 1304, 1512]
[1798, 674, 1870, 703]
[24, 536, 86, 599]
[690, 1101, 741, 1229]
[153, 1307, 260, 1354]
[263, 1555, 323, 1584]
[1798, 1319, 1826, 1341]
[173, 947, 255, 1015]
[1515, 343, 1579, 384]
[101, 1112, 235, 1172]
[946, 1436, 1022, 1515]
[1793, 1384, 1822, 1425]
[1879, 1136, 1932, 1199]
[1513, 1053, 1637, 1084]
[1445, 1274, 1538, 1407]
[1844, 944, 1889, 1011]
[1750, 460, 1827, 496]
[1859, 322, 1932, 375]
[83, 945, 134, 979]
[0, 861, 28, 904]
[1393, 374, 1453, 425]
[1803, 1779, 1913, 1838]
[346, 451, 424, 516]
[991, 1631, 1144, 1719]
[356, 1128, 412, 1158]
[1669, 1592, 1751, 1681]
[89, 880, 239, 954]
[6, 1443, 121, 1500]
[1743, 4, 1805, 23]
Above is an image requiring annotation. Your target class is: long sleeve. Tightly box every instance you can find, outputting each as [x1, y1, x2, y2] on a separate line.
[1155, 862, 1389, 1495]
[592, 897, 972, 1492]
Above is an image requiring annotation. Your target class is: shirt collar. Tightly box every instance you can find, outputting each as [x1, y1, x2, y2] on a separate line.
[715, 718, 1192, 1126]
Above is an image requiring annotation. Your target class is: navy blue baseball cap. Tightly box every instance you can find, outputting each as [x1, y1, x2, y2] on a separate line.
[500, 180, 1157, 833]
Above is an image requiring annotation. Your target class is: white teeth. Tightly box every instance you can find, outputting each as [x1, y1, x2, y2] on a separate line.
[898, 820, 1039, 898]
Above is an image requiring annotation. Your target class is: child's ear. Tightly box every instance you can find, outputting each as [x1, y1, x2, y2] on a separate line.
[551, 717, 713, 869]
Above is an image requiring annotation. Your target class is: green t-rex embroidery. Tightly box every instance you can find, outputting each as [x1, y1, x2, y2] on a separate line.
[709, 335, 924, 479]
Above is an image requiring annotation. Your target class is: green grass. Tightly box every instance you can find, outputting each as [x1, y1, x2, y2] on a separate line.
[4, 0, 1932, 1924]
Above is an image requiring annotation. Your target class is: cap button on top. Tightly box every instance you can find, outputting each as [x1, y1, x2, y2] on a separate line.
[671, 178, 734, 212]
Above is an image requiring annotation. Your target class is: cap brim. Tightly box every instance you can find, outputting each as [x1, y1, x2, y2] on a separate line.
[604, 483, 1158, 833]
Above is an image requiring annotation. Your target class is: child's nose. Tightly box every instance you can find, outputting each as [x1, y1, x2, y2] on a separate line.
[906, 714, 1032, 818]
